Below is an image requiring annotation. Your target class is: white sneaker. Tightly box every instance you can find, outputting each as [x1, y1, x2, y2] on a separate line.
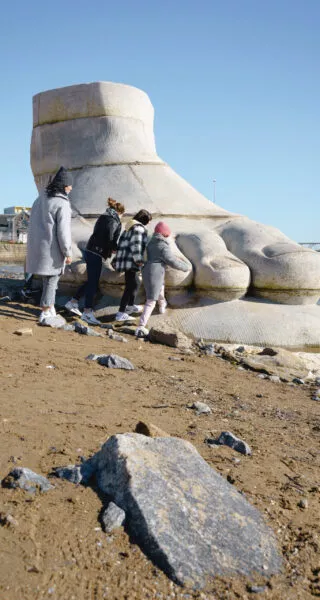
[135, 326, 149, 338]
[126, 304, 144, 314]
[158, 300, 167, 314]
[39, 310, 51, 324]
[82, 310, 101, 325]
[115, 312, 135, 322]
[65, 299, 82, 317]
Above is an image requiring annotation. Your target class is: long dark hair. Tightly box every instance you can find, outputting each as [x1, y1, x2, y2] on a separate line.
[46, 177, 67, 198]
[134, 209, 152, 225]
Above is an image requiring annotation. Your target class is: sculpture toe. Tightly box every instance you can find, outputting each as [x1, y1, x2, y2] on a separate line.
[176, 231, 250, 301]
[218, 217, 320, 304]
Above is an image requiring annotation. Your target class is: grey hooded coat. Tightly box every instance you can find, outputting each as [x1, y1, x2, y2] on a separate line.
[26, 192, 72, 276]
[142, 233, 189, 300]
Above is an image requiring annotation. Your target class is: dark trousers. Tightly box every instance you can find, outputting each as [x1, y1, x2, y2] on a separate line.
[119, 269, 140, 312]
[75, 250, 102, 309]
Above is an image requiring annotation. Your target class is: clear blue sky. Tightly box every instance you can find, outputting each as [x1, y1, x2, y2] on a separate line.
[0, 0, 319, 241]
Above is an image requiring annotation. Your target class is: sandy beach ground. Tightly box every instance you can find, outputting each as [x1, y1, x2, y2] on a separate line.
[0, 298, 319, 600]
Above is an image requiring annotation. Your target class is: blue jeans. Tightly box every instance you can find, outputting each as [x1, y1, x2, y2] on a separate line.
[75, 250, 102, 309]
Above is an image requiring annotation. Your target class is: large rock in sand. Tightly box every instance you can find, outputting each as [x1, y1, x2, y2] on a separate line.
[93, 433, 281, 588]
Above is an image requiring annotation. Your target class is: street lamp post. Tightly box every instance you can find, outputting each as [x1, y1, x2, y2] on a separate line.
[213, 179, 216, 203]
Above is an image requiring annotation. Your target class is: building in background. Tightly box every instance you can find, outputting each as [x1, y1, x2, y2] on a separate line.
[4, 206, 31, 215]
[0, 207, 31, 242]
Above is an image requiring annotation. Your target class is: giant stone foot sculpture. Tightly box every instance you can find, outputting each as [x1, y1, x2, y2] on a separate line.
[31, 82, 320, 306]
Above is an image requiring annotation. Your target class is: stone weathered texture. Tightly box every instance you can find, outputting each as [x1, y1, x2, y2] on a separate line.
[86, 353, 134, 370]
[149, 323, 193, 350]
[30, 81, 320, 310]
[2, 468, 54, 493]
[101, 502, 126, 533]
[108, 330, 128, 343]
[53, 461, 95, 485]
[240, 348, 309, 380]
[93, 434, 281, 587]
[74, 321, 102, 337]
[206, 432, 252, 456]
[190, 401, 212, 415]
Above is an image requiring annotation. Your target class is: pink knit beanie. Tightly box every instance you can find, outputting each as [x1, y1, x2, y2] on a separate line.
[154, 221, 171, 237]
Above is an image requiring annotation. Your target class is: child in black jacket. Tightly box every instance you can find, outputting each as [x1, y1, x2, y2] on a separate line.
[65, 198, 125, 324]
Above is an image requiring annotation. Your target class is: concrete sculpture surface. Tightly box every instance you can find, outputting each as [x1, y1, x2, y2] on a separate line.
[31, 81, 320, 305]
[30, 82, 320, 344]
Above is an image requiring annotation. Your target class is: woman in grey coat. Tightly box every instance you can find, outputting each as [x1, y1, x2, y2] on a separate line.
[26, 166, 73, 323]
[135, 221, 189, 337]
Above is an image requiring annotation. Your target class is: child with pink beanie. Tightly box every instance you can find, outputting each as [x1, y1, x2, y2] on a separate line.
[135, 222, 189, 337]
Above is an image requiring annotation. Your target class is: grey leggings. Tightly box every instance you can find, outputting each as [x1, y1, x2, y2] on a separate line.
[40, 275, 60, 307]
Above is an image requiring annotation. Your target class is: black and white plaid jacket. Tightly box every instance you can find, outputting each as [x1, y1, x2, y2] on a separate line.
[113, 221, 148, 272]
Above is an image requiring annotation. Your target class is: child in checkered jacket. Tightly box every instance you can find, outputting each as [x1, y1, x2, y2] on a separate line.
[113, 209, 152, 321]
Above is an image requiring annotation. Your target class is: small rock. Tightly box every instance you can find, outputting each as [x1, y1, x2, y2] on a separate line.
[101, 502, 126, 533]
[39, 315, 66, 328]
[100, 323, 114, 330]
[257, 374, 268, 379]
[258, 348, 277, 357]
[168, 356, 182, 361]
[292, 378, 304, 385]
[238, 366, 245, 371]
[8, 455, 19, 464]
[305, 371, 315, 382]
[27, 565, 40, 573]
[247, 584, 268, 594]
[206, 431, 252, 456]
[269, 375, 281, 383]
[86, 353, 134, 369]
[298, 498, 308, 509]
[0, 513, 18, 527]
[74, 321, 102, 337]
[149, 324, 193, 350]
[52, 460, 95, 485]
[86, 353, 101, 361]
[189, 401, 212, 416]
[235, 346, 246, 353]
[135, 421, 170, 438]
[61, 323, 75, 331]
[97, 354, 135, 370]
[2, 467, 54, 493]
[108, 330, 128, 343]
[202, 343, 216, 356]
[114, 325, 136, 335]
[14, 328, 33, 336]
